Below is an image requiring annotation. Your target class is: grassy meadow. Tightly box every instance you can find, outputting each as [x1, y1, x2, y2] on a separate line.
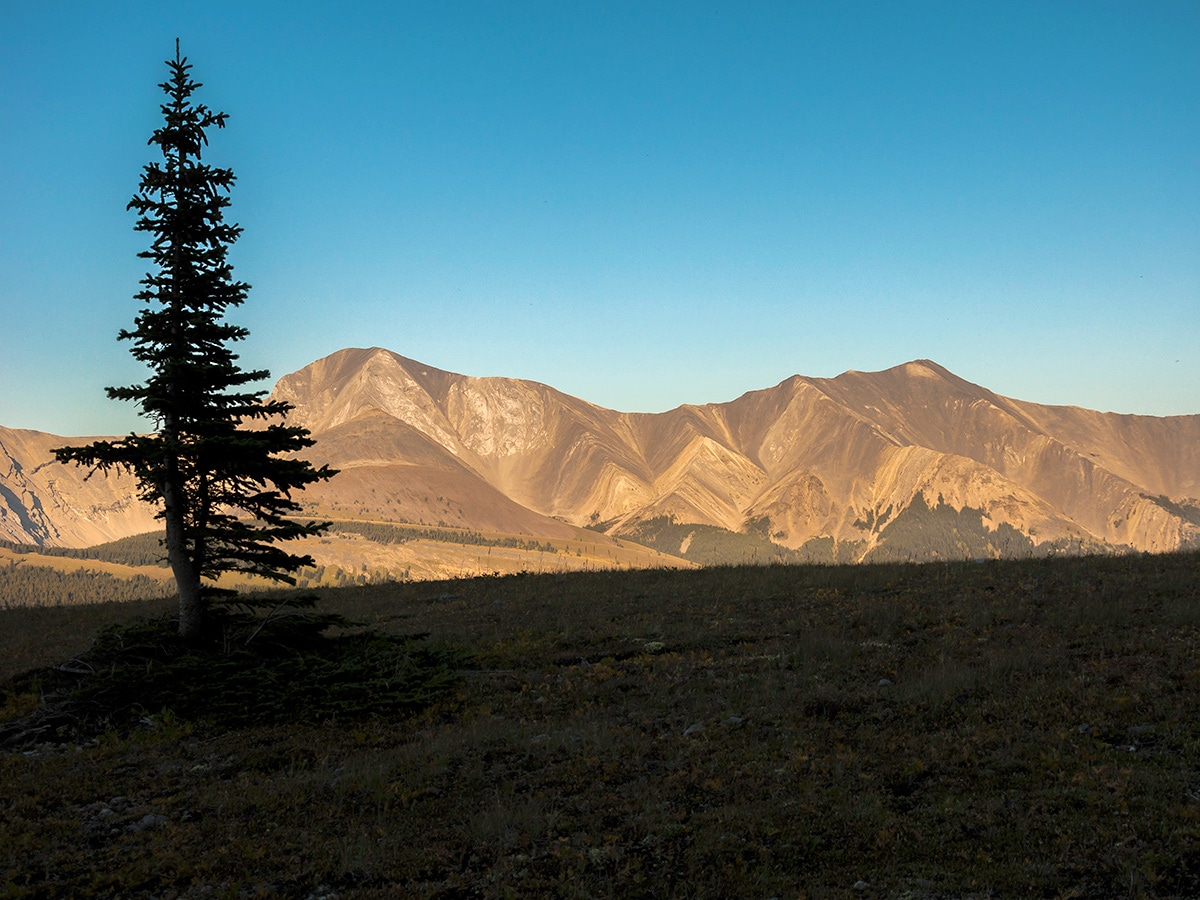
[3, 551, 1200, 897]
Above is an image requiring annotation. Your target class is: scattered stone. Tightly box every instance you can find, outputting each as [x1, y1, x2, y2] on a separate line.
[684, 723, 705, 737]
[877, 678, 893, 687]
[853, 880, 870, 891]
[725, 716, 743, 725]
[127, 813, 168, 832]
[1077, 723, 1091, 733]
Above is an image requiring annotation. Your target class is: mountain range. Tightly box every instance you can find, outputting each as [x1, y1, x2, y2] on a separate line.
[4, 347, 1199, 574]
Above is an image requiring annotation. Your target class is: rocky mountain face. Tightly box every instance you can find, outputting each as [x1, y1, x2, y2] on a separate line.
[5, 346, 1199, 564]
[0, 426, 158, 547]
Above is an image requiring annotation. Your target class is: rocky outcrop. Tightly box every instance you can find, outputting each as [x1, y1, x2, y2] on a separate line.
[0, 427, 158, 547]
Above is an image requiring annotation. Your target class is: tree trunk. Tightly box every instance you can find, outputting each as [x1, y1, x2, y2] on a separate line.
[162, 476, 202, 640]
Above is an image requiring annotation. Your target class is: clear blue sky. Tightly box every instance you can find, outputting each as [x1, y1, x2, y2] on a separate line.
[2, 1, 1197, 435]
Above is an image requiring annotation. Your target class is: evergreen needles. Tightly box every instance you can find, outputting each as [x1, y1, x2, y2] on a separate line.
[53, 41, 335, 639]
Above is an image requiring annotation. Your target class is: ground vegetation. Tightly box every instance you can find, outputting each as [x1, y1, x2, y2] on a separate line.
[3, 551, 1200, 896]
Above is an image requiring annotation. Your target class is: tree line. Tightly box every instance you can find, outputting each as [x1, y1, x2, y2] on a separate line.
[0, 561, 173, 609]
[322, 520, 560, 553]
[0, 533, 168, 568]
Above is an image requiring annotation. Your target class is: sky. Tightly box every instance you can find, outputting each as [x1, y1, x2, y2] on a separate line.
[1, 2, 1197, 435]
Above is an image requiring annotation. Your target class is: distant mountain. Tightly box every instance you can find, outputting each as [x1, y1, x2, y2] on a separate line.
[0, 426, 157, 547]
[4, 347, 1199, 569]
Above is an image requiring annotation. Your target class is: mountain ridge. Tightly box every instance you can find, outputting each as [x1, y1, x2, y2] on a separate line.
[3, 347, 1198, 570]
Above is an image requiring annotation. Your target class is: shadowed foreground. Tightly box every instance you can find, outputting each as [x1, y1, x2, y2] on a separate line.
[3, 552, 1200, 897]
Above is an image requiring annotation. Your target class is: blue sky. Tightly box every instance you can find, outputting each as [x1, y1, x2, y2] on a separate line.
[2, 2, 1197, 435]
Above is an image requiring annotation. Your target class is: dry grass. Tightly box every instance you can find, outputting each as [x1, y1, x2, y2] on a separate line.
[3, 551, 1200, 897]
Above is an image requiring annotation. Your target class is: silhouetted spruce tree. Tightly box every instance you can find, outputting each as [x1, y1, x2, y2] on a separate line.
[55, 41, 335, 640]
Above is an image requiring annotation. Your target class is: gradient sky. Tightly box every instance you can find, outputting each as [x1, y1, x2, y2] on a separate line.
[2, 2, 1197, 435]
